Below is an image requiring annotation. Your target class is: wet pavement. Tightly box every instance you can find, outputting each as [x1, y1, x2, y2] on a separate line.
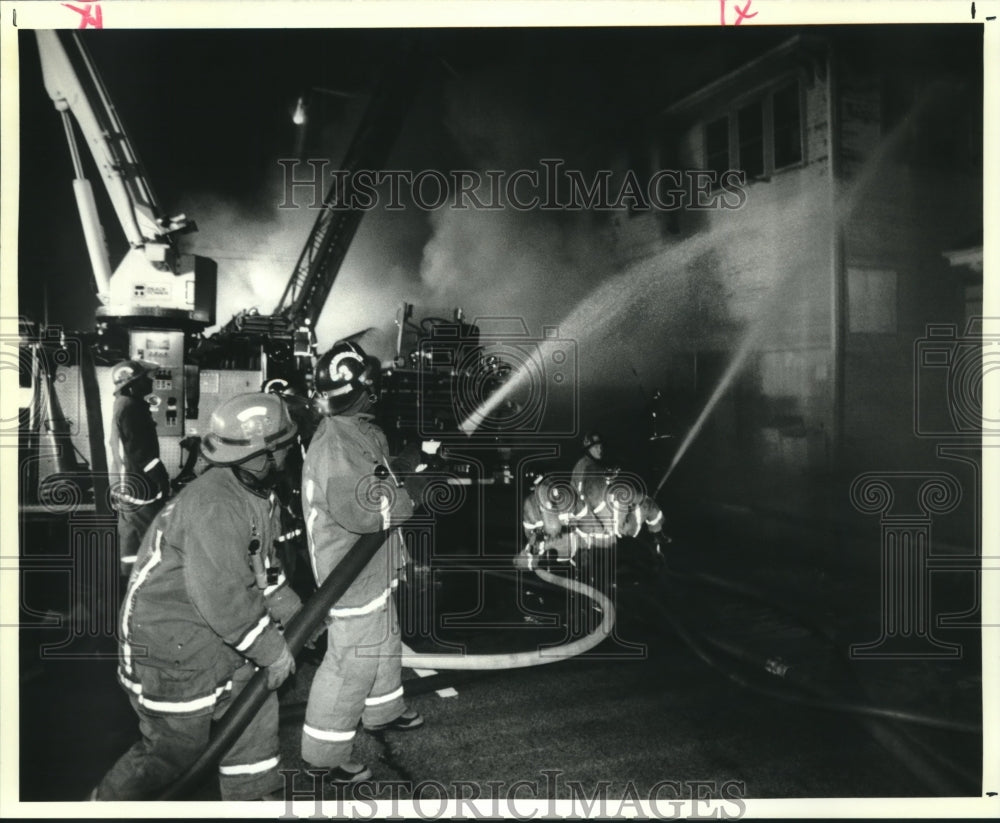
[15, 489, 984, 805]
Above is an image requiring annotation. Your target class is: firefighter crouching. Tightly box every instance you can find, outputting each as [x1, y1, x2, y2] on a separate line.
[579, 469, 670, 569]
[300, 341, 423, 787]
[516, 473, 589, 572]
[109, 360, 172, 578]
[92, 392, 302, 801]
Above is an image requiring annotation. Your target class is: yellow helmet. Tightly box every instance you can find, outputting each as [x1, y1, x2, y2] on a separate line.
[201, 392, 298, 466]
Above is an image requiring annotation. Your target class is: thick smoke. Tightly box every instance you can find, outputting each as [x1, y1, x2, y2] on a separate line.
[180, 189, 306, 327]
[418, 65, 623, 357]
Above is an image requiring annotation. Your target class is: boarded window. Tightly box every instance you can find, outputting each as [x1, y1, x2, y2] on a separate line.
[848, 267, 897, 333]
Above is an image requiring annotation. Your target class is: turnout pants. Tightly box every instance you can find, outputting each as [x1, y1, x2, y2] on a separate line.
[117, 498, 166, 578]
[96, 661, 281, 801]
[301, 597, 406, 768]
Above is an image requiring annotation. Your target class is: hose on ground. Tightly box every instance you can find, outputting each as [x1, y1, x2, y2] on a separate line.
[400, 568, 614, 669]
[652, 563, 981, 735]
[634, 590, 980, 796]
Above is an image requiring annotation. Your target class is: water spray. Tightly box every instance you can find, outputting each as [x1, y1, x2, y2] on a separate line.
[652, 86, 950, 498]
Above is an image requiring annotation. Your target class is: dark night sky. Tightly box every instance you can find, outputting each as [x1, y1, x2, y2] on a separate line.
[16, 25, 982, 355]
[16, 27, 795, 335]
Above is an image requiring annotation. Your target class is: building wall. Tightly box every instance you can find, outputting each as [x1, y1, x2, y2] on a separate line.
[613, 35, 981, 547]
[614, 57, 838, 513]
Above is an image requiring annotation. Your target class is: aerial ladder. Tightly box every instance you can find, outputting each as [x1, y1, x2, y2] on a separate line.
[218, 46, 424, 383]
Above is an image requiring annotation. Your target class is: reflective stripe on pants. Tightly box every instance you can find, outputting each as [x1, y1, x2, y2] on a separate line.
[95, 662, 281, 801]
[301, 597, 405, 768]
[118, 498, 166, 576]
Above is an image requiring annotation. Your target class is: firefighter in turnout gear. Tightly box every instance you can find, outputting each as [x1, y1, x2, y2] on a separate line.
[109, 360, 171, 577]
[301, 341, 423, 786]
[570, 431, 607, 495]
[92, 393, 303, 801]
[517, 473, 589, 571]
[579, 468, 670, 571]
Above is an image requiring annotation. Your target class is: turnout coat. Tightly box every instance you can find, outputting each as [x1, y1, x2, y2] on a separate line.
[118, 466, 299, 713]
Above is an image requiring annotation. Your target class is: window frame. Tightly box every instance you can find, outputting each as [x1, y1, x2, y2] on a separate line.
[700, 75, 806, 184]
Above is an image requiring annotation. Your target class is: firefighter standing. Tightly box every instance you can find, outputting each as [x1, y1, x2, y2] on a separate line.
[569, 431, 613, 558]
[93, 392, 302, 801]
[300, 341, 423, 786]
[109, 360, 171, 577]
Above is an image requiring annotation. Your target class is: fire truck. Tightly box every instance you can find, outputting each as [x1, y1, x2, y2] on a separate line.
[20, 31, 509, 515]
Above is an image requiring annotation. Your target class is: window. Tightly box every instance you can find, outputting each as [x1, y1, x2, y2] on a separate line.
[737, 102, 765, 178]
[705, 116, 730, 178]
[848, 267, 897, 333]
[701, 80, 803, 180]
[772, 83, 803, 168]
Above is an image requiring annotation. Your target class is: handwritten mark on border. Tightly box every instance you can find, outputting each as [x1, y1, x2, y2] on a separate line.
[720, 0, 758, 25]
[62, 2, 103, 29]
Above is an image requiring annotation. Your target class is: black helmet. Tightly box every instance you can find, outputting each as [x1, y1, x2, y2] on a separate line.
[582, 431, 603, 449]
[314, 341, 379, 415]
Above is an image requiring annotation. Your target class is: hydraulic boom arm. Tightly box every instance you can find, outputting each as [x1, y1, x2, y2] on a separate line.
[36, 30, 211, 326]
[36, 31, 194, 299]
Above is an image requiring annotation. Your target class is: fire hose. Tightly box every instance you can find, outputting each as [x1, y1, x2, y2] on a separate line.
[401, 568, 614, 670]
[156, 528, 390, 800]
[158, 531, 613, 799]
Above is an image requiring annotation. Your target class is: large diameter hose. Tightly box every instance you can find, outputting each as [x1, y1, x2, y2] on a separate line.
[159, 539, 613, 797]
[156, 529, 388, 800]
[401, 569, 615, 670]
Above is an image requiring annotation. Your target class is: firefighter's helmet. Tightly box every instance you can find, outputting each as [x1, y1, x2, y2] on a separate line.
[314, 341, 379, 414]
[582, 431, 603, 449]
[201, 393, 298, 466]
[111, 360, 157, 395]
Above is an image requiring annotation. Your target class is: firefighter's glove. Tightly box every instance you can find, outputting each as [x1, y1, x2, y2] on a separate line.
[305, 618, 329, 651]
[149, 463, 172, 500]
[392, 443, 423, 475]
[266, 584, 302, 629]
[400, 474, 432, 508]
[266, 644, 296, 690]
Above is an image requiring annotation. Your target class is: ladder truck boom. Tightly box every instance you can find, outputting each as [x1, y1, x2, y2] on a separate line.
[36, 30, 213, 327]
[226, 47, 422, 340]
